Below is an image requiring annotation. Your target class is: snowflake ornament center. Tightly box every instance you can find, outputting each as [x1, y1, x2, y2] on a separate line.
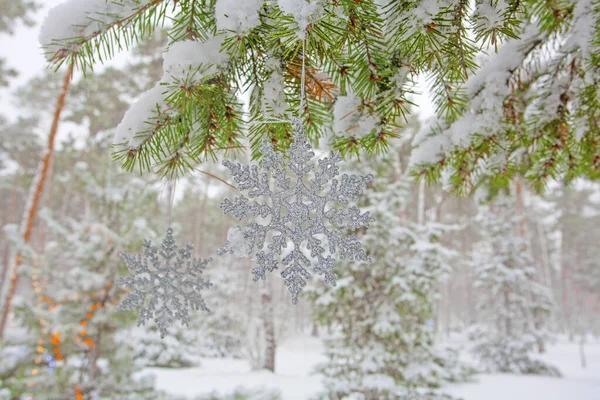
[117, 228, 212, 338]
[218, 118, 374, 303]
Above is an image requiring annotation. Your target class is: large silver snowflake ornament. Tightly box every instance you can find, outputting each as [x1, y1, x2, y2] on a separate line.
[117, 228, 212, 338]
[217, 118, 373, 303]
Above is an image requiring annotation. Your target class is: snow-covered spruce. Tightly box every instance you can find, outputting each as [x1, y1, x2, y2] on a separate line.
[311, 149, 472, 399]
[117, 227, 212, 338]
[469, 195, 560, 376]
[217, 118, 373, 304]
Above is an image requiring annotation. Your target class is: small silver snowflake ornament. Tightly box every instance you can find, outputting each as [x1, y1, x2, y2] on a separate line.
[117, 228, 212, 338]
[218, 118, 373, 303]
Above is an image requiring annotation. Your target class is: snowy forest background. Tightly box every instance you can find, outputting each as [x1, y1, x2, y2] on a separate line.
[1, 1, 600, 399]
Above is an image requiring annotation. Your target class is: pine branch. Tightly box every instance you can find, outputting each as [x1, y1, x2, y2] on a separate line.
[47, 0, 170, 72]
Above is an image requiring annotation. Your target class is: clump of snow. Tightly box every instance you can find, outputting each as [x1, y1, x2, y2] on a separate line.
[214, 0, 263, 34]
[410, 128, 452, 166]
[39, 0, 140, 59]
[74, 161, 88, 170]
[391, 0, 442, 39]
[278, 0, 328, 37]
[563, 0, 595, 58]
[162, 36, 227, 84]
[411, 24, 541, 166]
[115, 35, 230, 146]
[333, 94, 378, 137]
[114, 85, 166, 148]
[225, 227, 253, 258]
[474, 0, 508, 31]
[262, 57, 287, 114]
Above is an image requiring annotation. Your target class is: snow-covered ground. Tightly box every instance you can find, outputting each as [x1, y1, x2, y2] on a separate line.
[149, 336, 600, 400]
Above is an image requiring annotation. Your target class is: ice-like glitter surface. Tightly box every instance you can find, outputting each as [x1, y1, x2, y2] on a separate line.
[218, 118, 373, 303]
[117, 228, 211, 338]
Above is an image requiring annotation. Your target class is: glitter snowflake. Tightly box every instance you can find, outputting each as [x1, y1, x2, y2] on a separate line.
[117, 228, 211, 338]
[217, 118, 373, 303]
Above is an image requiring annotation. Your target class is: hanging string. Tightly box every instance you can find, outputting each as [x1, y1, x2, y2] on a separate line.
[166, 180, 176, 228]
[299, 29, 307, 114]
[261, 29, 308, 125]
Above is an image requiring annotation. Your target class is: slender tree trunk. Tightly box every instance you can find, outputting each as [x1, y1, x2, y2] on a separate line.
[536, 222, 553, 288]
[504, 289, 512, 336]
[515, 180, 546, 353]
[0, 63, 74, 339]
[417, 179, 425, 225]
[560, 232, 573, 340]
[311, 320, 319, 337]
[579, 334, 587, 368]
[0, 178, 21, 298]
[261, 283, 276, 372]
[195, 178, 210, 256]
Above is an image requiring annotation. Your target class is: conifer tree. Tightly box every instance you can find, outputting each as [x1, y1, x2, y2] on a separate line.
[311, 147, 471, 400]
[0, 138, 166, 399]
[468, 193, 560, 376]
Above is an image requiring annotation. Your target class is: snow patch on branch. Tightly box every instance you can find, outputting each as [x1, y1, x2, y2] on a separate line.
[214, 0, 263, 34]
[391, 0, 442, 38]
[39, 0, 140, 59]
[262, 57, 287, 115]
[333, 94, 378, 138]
[564, 0, 595, 58]
[411, 24, 541, 166]
[115, 35, 230, 149]
[277, 0, 327, 37]
[474, 0, 508, 31]
[162, 36, 227, 84]
[114, 84, 166, 148]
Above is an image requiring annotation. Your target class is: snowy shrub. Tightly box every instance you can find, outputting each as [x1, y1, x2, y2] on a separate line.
[193, 387, 282, 400]
[468, 194, 561, 377]
[469, 326, 561, 377]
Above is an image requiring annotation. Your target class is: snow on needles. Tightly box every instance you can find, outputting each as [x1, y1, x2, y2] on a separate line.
[411, 24, 542, 166]
[215, 0, 263, 34]
[333, 94, 378, 138]
[115, 36, 229, 147]
[114, 85, 166, 148]
[564, 0, 595, 59]
[278, 0, 328, 37]
[162, 36, 227, 84]
[39, 0, 140, 59]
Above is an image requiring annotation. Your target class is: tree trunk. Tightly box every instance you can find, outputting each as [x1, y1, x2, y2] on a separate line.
[311, 320, 319, 337]
[579, 335, 587, 368]
[0, 63, 74, 339]
[0, 178, 21, 298]
[195, 177, 210, 256]
[515, 180, 546, 353]
[417, 179, 425, 225]
[261, 284, 276, 372]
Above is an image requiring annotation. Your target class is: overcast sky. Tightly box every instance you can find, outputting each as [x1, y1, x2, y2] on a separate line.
[0, 1, 62, 102]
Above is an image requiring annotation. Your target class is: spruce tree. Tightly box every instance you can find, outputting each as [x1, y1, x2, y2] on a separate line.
[0, 138, 166, 399]
[468, 193, 560, 376]
[311, 148, 470, 400]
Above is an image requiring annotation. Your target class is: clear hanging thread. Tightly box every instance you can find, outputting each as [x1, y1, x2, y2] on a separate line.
[166, 179, 176, 228]
[262, 30, 308, 125]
